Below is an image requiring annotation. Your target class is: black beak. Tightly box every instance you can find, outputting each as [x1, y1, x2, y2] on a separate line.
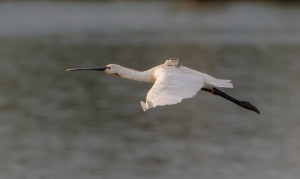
[66, 67, 107, 72]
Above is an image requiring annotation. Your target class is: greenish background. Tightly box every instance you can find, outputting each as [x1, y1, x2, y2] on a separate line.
[0, 1, 299, 179]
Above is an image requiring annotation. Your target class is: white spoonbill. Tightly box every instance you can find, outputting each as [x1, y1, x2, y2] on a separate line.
[66, 58, 260, 114]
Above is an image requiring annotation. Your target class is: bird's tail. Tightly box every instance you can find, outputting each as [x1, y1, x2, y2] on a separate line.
[207, 79, 233, 88]
[202, 73, 233, 88]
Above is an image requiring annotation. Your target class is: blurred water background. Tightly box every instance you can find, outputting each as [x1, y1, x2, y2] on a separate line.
[0, 1, 300, 179]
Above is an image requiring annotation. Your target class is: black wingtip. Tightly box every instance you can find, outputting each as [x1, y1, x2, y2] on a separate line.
[239, 101, 260, 115]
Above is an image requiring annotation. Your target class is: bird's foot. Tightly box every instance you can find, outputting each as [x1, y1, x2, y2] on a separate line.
[238, 101, 261, 114]
[165, 58, 181, 67]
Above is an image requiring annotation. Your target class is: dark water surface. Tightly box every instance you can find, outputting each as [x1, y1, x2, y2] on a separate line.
[0, 1, 300, 179]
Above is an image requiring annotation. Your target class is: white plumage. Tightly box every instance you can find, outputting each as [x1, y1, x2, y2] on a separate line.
[139, 60, 233, 111]
[67, 59, 233, 111]
[66, 58, 261, 114]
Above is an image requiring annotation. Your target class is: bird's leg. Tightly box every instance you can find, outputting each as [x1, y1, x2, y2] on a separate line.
[201, 87, 260, 114]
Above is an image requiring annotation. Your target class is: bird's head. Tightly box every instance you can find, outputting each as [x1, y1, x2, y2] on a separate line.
[103, 64, 121, 77]
[66, 64, 122, 77]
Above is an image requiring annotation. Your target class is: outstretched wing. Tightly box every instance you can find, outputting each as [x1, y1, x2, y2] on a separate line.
[140, 66, 204, 111]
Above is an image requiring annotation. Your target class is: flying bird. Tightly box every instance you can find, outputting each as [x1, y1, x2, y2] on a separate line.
[66, 58, 260, 114]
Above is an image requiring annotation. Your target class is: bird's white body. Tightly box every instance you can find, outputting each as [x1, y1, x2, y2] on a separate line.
[66, 58, 262, 114]
[104, 59, 233, 111]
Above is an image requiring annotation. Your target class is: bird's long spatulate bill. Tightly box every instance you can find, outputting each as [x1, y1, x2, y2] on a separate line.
[66, 67, 107, 72]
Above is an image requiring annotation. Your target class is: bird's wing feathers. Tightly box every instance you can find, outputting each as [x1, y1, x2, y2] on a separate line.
[141, 66, 204, 111]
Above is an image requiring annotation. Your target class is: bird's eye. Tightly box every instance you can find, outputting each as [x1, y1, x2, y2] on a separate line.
[107, 67, 111, 69]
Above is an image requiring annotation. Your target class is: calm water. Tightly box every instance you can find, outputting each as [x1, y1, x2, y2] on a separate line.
[0, 1, 300, 179]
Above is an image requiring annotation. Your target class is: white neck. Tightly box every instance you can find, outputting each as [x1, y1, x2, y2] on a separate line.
[117, 66, 155, 83]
